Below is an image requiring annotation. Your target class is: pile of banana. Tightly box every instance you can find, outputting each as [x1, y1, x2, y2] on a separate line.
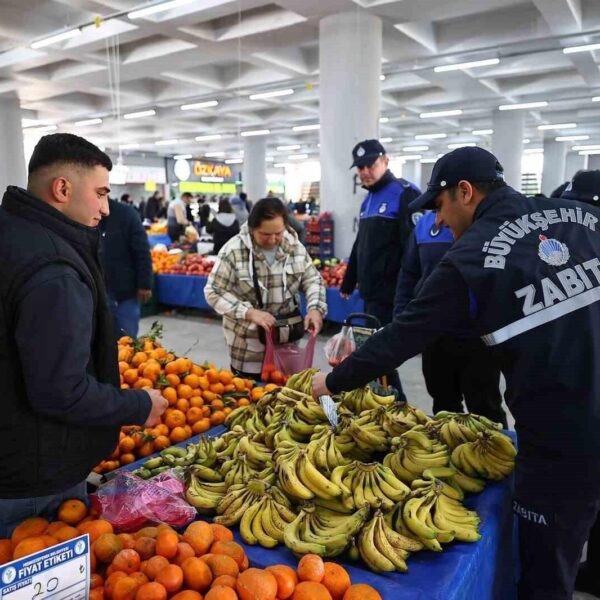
[341, 385, 397, 413]
[283, 503, 369, 557]
[432, 411, 503, 449]
[286, 368, 320, 395]
[451, 430, 516, 480]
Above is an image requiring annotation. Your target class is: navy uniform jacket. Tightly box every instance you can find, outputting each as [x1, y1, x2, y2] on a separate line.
[328, 185, 600, 460]
[394, 211, 453, 319]
[341, 170, 421, 302]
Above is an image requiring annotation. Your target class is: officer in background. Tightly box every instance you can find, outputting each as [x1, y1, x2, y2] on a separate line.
[313, 146, 600, 600]
[394, 211, 507, 426]
[561, 169, 600, 598]
[341, 139, 421, 397]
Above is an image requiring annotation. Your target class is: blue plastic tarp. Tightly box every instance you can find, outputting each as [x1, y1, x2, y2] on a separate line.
[148, 234, 172, 247]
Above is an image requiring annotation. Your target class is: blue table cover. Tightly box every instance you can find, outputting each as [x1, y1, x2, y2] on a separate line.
[148, 234, 172, 247]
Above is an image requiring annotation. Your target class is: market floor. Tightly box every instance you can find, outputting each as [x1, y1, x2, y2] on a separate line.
[140, 312, 598, 600]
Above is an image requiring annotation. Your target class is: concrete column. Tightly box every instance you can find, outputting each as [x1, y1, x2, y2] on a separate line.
[588, 155, 600, 170]
[319, 11, 382, 258]
[243, 136, 266, 203]
[492, 110, 524, 190]
[401, 159, 421, 188]
[564, 152, 587, 181]
[420, 161, 435, 191]
[0, 95, 26, 198]
[541, 139, 567, 196]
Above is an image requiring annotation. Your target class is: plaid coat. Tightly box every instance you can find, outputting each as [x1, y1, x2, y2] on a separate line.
[204, 224, 327, 374]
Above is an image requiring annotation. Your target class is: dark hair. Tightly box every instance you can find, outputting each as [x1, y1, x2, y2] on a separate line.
[218, 199, 233, 213]
[182, 192, 193, 199]
[28, 133, 112, 175]
[448, 180, 507, 198]
[239, 192, 247, 201]
[121, 193, 130, 202]
[248, 197, 289, 229]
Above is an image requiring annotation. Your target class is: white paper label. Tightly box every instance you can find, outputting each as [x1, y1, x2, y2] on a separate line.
[319, 395, 338, 428]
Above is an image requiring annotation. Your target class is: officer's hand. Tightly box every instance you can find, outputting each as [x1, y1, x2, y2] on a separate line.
[312, 372, 331, 400]
[304, 310, 323, 334]
[138, 289, 152, 303]
[247, 308, 276, 330]
[144, 389, 168, 427]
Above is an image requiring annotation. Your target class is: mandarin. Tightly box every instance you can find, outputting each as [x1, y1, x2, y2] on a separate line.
[297, 554, 324, 583]
[291, 582, 332, 600]
[342, 584, 382, 600]
[181, 557, 213, 592]
[265, 565, 297, 600]
[236, 568, 278, 600]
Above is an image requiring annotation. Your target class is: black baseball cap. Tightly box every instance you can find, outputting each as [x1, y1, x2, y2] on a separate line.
[560, 170, 600, 205]
[409, 146, 505, 211]
[350, 139, 386, 168]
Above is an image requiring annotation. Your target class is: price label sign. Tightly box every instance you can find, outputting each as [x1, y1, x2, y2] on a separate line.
[0, 535, 90, 600]
[319, 395, 338, 428]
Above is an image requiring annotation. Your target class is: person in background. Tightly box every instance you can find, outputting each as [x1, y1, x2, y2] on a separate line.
[394, 210, 507, 426]
[230, 193, 249, 225]
[171, 225, 200, 253]
[145, 191, 161, 221]
[340, 138, 421, 398]
[138, 196, 146, 219]
[0, 133, 167, 535]
[287, 205, 306, 244]
[205, 197, 327, 378]
[167, 192, 191, 242]
[100, 197, 153, 339]
[197, 195, 210, 230]
[206, 198, 240, 255]
[240, 191, 252, 213]
[120, 193, 132, 205]
[185, 194, 195, 224]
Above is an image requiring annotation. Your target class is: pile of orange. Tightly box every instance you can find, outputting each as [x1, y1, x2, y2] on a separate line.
[95, 335, 262, 474]
[260, 362, 288, 386]
[0, 500, 382, 600]
[151, 250, 181, 274]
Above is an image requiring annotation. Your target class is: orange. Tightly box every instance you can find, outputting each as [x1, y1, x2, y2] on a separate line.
[90, 573, 104, 589]
[183, 374, 200, 389]
[154, 564, 183, 595]
[134, 537, 157, 561]
[130, 573, 149, 587]
[153, 435, 170, 451]
[236, 568, 278, 600]
[123, 369, 140, 385]
[134, 378, 153, 390]
[40, 534, 58, 549]
[181, 556, 212, 592]
[164, 409, 186, 429]
[342, 584, 382, 600]
[210, 399, 224, 410]
[184, 521, 214, 556]
[112, 549, 141, 574]
[94, 533, 123, 563]
[178, 358, 193, 373]
[0, 539, 13, 565]
[210, 411, 226, 426]
[143, 555, 169, 581]
[209, 383, 225, 396]
[203, 554, 239, 579]
[162, 387, 178, 406]
[240, 555, 249, 571]
[202, 390, 217, 402]
[191, 364, 205, 376]
[45, 521, 67, 536]
[264, 384, 278, 392]
[232, 377, 245, 391]
[90, 588, 104, 600]
[11, 517, 49, 545]
[119, 437, 136, 453]
[189, 396, 204, 408]
[206, 369, 220, 384]
[237, 398, 250, 407]
[164, 361, 179, 375]
[210, 541, 245, 568]
[171, 592, 204, 600]
[166, 374, 181, 387]
[205, 587, 238, 600]
[105, 572, 128, 600]
[78, 519, 114, 543]
[186, 407, 204, 425]
[155, 530, 179, 559]
[54, 526, 79, 542]
[265, 565, 297, 600]
[174, 542, 195, 566]
[198, 377, 210, 391]
[291, 582, 332, 600]
[135, 527, 159, 540]
[131, 352, 148, 367]
[112, 575, 140, 600]
[176, 399, 190, 413]
[170, 427, 188, 444]
[135, 582, 167, 600]
[120, 453, 136, 465]
[13, 537, 46, 560]
[119, 361, 130, 374]
[192, 419, 211, 434]
[322, 563, 351, 600]
[210, 524, 234, 544]
[218, 370, 233, 385]
[297, 554, 324, 583]
[177, 384, 194, 400]
[57, 499, 88, 525]
[211, 575, 237, 589]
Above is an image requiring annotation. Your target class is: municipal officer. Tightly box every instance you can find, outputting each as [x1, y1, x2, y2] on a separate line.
[340, 139, 421, 397]
[313, 146, 600, 600]
[561, 169, 600, 597]
[394, 211, 507, 426]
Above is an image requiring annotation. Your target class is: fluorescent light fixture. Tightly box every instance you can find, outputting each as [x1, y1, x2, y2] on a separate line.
[524, 148, 543, 154]
[288, 154, 308, 160]
[579, 150, 600, 155]
[593, 97, 600, 102]
[22, 118, 52, 128]
[420, 158, 437, 164]
[180, 100, 218, 110]
[74, 118, 102, 127]
[277, 145, 301, 151]
[380, 75, 386, 81]
[420, 109, 463, 119]
[119, 143, 140, 150]
[379, 138, 393, 143]
[225, 158, 243, 164]
[555, 135, 589, 142]
[249, 89, 294, 100]
[448, 142, 476, 149]
[523, 139, 530, 144]
[403, 145, 429, 152]
[31, 28, 81, 49]
[379, 117, 389, 123]
[537, 122, 576, 131]
[123, 109, 156, 119]
[155, 139, 178, 145]
[400, 154, 422, 160]
[24, 124, 58, 133]
[472, 129, 493, 135]
[266, 156, 274, 162]
[128, 0, 195, 19]
[241, 129, 270, 137]
[205, 151, 224, 157]
[292, 124, 320, 132]
[434, 58, 500, 73]
[563, 42, 600, 54]
[195, 134, 222, 142]
[415, 133, 447, 140]
[174, 154, 192, 160]
[572, 144, 600, 151]
[498, 101, 548, 111]
[273, 163, 289, 168]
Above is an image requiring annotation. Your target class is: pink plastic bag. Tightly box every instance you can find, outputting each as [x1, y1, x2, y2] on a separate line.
[262, 330, 317, 380]
[89, 471, 196, 532]
[324, 325, 356, 366]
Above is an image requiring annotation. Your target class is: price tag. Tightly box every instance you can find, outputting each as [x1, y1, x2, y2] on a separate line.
[319, 395, 338, 428]
[0, 535, 90, 600]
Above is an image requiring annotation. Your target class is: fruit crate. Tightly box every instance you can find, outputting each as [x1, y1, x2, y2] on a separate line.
[306, 217, 334, 260]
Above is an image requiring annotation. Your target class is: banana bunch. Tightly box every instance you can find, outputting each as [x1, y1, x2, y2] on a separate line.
[383, 428, 450, 483]
[347, 412, 389, 453]
[245, 408, 268, 435]
[275, 442, 343, 500]
[342, 386, 396, 413]
[185, 471, 229, 513]
[331, 462, 409, 511]
[214, 425, 247, 460]
[221, 452, 261, 485]
[386, 403, 431, 426]
[451, 431, 516, 480]
[286, 368, 320, 395]
[224, 404, 255, 429]
[264, 405, 295, 448]
[194, 437, 218, 468]
[234, 435, 271, 470]
[435, 411, 503, 431]
[306, 425, 353, 473]
[283, 503, 369, 557]
[431, 412, 503, 450]
[358, 510, 423, 572]
[418, 465, 486, 496]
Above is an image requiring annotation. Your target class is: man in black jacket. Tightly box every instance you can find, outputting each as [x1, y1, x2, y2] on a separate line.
[0, 134, 168, 536]
[100, 198, 153, 338]
[340, 139, 421, 395]
[314, 147, 600, 599]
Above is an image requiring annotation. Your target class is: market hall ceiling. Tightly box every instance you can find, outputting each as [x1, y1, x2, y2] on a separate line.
[1, 0, 599, 162]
